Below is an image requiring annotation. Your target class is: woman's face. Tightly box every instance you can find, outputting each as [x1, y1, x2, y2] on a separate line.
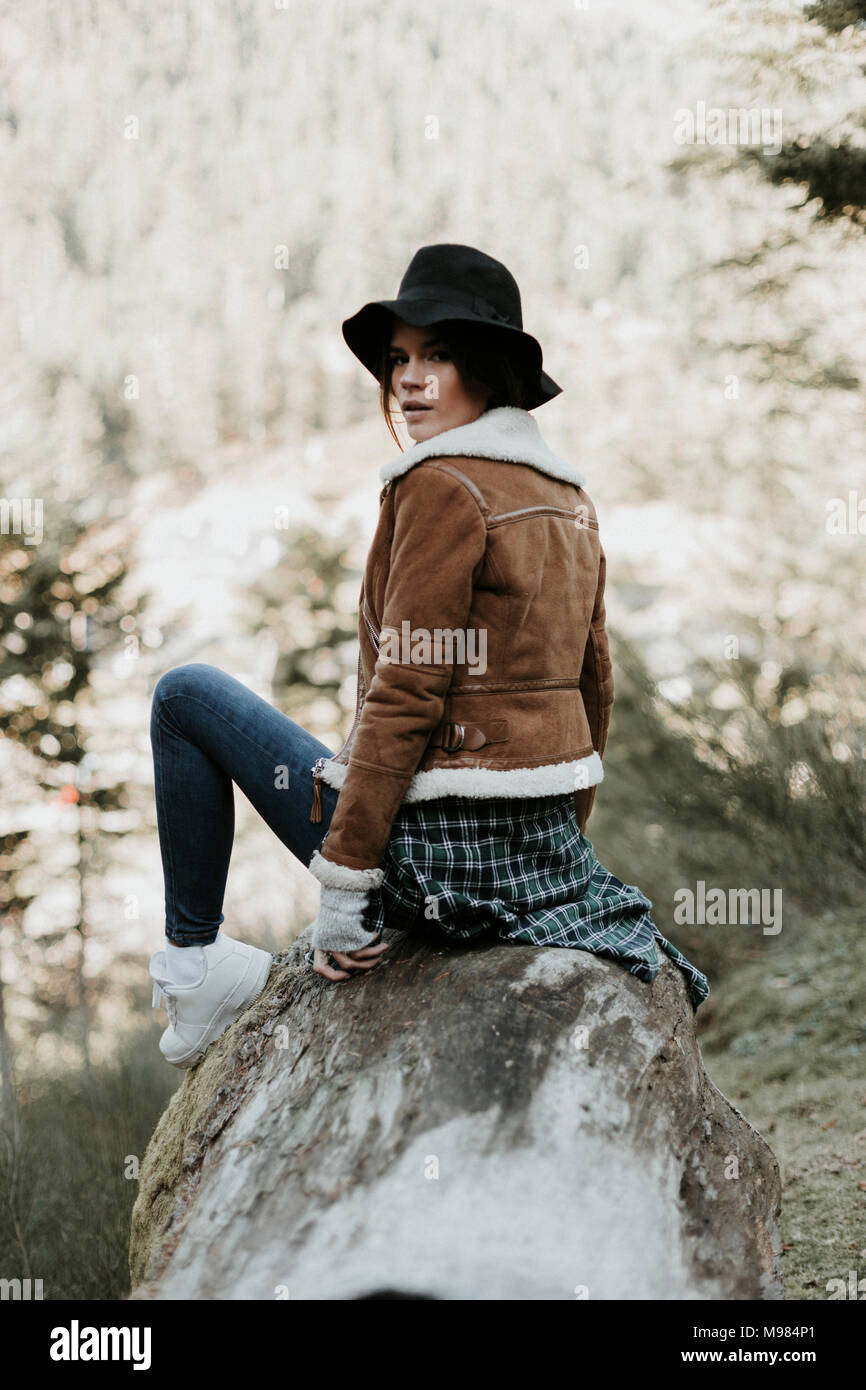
[388, 318, 488, 442]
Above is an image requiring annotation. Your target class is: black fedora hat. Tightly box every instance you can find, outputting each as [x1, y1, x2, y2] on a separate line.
[342, 243, 562, 410]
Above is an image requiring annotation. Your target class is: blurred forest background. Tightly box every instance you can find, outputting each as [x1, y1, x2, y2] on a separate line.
[0, 0, 864, 1299]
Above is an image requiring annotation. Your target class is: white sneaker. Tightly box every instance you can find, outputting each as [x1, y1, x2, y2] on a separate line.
[149, 933, 273, 1069]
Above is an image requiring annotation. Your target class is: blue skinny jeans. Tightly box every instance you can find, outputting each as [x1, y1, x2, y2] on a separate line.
[150, 663, 341, 945]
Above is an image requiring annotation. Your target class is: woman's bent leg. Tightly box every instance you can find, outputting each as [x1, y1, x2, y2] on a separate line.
[150, 662, 340, 946]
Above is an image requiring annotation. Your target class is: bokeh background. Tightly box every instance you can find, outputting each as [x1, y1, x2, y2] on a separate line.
[1, 0, 864, 1298]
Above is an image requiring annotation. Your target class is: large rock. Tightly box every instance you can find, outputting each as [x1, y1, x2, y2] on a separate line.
[128, 925, 783, 1300]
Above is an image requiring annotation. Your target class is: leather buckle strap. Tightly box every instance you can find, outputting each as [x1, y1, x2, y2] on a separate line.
[428, 719, 509, 753]
[443, 722, 467, 752]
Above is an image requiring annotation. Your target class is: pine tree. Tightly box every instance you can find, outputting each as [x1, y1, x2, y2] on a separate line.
[0, 508, 143, 1073]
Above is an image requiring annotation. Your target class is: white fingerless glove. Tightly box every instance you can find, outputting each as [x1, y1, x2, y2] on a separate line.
[308, 849, 384, 954]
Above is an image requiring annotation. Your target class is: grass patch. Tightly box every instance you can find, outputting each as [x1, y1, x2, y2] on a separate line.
[0, 1023, 178, 1300]
[699, 903, 866, 1300]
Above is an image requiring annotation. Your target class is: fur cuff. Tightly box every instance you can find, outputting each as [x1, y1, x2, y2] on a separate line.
[308, 849, 384, 893]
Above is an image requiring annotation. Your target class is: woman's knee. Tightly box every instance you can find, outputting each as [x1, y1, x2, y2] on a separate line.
[151, 662, 220, 711]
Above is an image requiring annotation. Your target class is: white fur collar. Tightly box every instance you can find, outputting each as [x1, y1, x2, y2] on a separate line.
[379, 406, 586, 489]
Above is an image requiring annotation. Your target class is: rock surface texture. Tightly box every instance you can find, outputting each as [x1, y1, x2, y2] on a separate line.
[129, 926, 783, 1300]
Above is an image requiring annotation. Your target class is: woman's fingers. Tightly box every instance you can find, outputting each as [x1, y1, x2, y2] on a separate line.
[347, 940, 390, 959]
[312, 949, 350, 981]
[311, 940, 389, 981]
[330, 944, 387, 972]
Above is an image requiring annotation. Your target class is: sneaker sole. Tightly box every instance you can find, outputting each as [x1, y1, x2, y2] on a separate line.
[162, 948, 274, 1069]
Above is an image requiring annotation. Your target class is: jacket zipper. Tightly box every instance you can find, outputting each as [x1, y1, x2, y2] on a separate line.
[310, 756, 326, 823]
[362, 596, 380, 654]
[310, 484, 389, 824]
[310, 648, 367, 822]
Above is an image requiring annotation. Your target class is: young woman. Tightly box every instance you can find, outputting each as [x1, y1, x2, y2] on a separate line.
[148, 243, 708, 1069]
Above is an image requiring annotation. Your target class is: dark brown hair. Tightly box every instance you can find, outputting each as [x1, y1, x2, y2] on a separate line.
[375, 318, 535, 447]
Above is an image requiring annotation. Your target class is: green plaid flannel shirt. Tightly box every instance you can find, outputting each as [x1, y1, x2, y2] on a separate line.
[307, 792, 709, 1013]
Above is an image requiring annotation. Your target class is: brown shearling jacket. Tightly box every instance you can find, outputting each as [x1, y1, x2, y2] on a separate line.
[310, 406, 614, 878]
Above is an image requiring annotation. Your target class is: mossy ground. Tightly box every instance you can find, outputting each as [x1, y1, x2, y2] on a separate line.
[697, 905, 866, 1300]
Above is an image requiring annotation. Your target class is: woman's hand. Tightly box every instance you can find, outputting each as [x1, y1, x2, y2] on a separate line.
[312, 939, 389, 982]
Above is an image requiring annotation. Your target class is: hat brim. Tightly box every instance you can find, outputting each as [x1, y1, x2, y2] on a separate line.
[342, 298, 562, 409]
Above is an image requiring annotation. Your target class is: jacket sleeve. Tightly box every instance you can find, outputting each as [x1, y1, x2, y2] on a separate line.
[308, 465, 487, 942]
[574, 545, 614, 833]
